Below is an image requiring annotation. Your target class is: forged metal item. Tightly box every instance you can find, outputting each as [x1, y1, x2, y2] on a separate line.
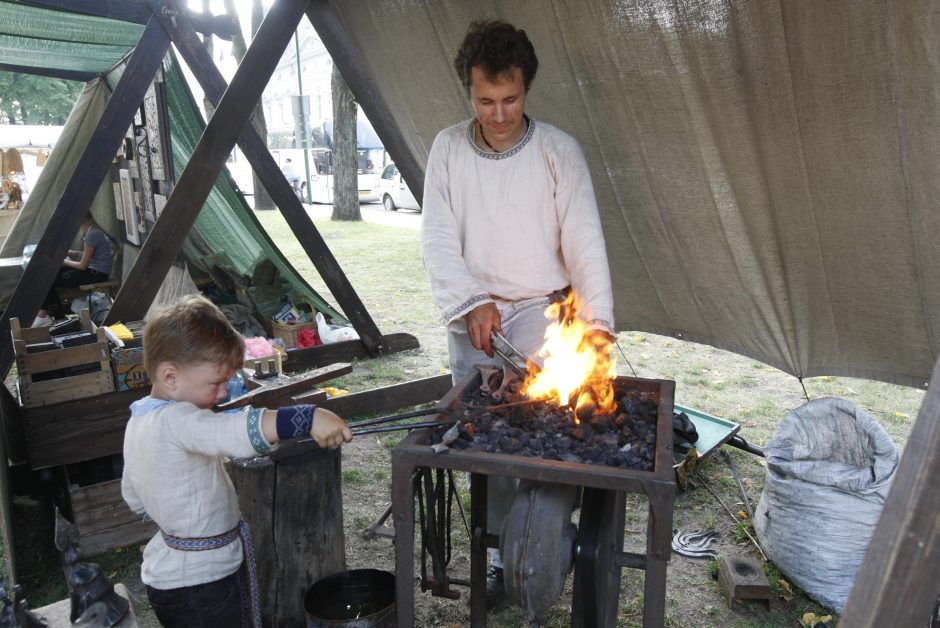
[54, 509, 129, 627]
[500, 482, 578, 624]
[415, 469, 468, 599]
[671, 528, 719, 559]
[0, 579, 47, 627]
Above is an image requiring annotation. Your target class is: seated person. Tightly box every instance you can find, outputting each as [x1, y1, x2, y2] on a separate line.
[33, 213, 115, 326]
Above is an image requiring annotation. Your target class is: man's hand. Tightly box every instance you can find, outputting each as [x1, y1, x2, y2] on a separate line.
[466, 302, 501, 357]
[311, 407, 353, 449]
[583, 328, 616, 354]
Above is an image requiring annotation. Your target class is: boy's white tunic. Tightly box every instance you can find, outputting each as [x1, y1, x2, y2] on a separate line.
[421, 117, 614, 331]
[122, 397, 272, 589]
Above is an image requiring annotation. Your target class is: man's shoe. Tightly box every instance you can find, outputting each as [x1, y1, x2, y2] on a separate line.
[31, 313, 52, 328]
[485, 566, 506, 609]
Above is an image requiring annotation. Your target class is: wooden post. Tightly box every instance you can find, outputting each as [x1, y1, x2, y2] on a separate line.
[227, 448, 345, 626]
[840, 354, 940, 627]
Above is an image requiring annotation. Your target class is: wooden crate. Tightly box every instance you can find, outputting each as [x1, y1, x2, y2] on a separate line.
[70, 478, 157, 558]
[11, 310, 115, 408]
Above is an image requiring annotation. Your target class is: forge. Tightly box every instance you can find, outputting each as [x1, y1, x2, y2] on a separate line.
[391, 367, 677, 627]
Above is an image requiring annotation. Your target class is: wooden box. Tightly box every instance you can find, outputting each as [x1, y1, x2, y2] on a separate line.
[112, 345, 150, 391]
[70, 478, 157, 558]
[12, 310, 115, 408]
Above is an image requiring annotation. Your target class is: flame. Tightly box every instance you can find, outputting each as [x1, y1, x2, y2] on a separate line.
[522, 292, 617, 416]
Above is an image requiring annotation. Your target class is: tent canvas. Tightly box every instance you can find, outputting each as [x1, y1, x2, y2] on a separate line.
[318, 0, 940, 389]
[6, 0, 936, 386]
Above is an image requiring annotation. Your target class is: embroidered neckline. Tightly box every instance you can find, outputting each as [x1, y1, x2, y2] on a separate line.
[467, 115, 535, 160]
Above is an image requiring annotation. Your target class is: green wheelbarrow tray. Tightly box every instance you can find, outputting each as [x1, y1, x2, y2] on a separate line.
[672, 403, 742, 464]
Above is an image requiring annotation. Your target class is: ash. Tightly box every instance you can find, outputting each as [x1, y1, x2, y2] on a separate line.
[447, 368, 658, 471]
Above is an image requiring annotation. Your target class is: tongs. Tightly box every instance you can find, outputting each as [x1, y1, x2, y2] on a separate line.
[270, 405, 459, 460]
[491, 330, 535, 378]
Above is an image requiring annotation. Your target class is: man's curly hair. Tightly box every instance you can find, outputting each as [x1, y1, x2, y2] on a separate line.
[454, 20, 539, 95]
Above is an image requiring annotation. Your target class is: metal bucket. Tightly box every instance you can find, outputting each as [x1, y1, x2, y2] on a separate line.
[304, 569, 396, 628]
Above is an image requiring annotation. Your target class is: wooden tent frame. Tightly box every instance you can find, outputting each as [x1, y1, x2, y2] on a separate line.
[3, 1, 938, 624]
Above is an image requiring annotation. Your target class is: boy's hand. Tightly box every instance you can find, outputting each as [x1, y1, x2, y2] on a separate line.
[311, 407, 353, 449]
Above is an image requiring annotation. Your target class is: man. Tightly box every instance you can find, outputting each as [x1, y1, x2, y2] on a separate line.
[421, 20, 615, 606]
[282, 158, 301, 198]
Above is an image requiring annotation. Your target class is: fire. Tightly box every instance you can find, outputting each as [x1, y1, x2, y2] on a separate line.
[522, 292, 617, 416]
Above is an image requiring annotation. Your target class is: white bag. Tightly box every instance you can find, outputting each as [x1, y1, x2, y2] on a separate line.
[315, 311, 359, 344]
[754, 397, 898, 612]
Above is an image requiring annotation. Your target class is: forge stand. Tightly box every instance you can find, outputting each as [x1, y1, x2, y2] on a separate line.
[391, 374, 676, 627]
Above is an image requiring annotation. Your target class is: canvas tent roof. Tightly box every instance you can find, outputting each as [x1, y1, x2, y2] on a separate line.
[1, 0, 938, 388]
[321, 0, 940, 388]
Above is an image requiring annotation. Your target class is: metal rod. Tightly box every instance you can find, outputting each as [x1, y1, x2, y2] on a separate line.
[348, 406, 444, 429]
[353, 419, 457, 436]
[720, 449, 754, 521]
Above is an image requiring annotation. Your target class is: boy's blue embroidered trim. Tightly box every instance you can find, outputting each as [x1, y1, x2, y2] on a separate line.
[246, 407, 270, 454]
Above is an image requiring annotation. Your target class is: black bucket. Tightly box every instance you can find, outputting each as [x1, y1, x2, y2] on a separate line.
[304, 569, 396, 627]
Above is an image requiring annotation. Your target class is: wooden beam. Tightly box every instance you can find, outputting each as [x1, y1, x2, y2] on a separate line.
[0, 64, 98, 82]
[19, 0, 237, 40]
[318, 373, 453, 419]
[306, 0, 425, 207]
[0, 17, 170, 374]
[144, 0, 388, 357]
[840, 355, 940, 626]
[105, 0, 309, 324]
[281, 332, 419, 373]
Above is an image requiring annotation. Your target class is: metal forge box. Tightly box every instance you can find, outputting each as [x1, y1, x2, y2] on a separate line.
[391, 370, 676, 627]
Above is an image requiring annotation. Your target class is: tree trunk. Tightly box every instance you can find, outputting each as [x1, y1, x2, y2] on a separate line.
[201, 0, 215, 120]
[223, 0, 276, 211]
[331, 66, 361, 221]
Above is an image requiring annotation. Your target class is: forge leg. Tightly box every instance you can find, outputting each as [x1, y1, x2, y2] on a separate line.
[470, 473, 488, 627]
[642, 490, 674, 627]
[392, 458, 417, 628]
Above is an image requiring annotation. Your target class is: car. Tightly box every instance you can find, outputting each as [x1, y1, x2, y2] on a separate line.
[377, 163, 421, 212]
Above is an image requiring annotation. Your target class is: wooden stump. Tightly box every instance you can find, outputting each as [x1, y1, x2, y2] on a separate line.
[227, 448, 345, 627]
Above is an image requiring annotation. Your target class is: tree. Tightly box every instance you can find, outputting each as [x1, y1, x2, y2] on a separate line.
[330, 65, 360, 221]
[0, 72, 81, 125]
[220, 0, 276, 211]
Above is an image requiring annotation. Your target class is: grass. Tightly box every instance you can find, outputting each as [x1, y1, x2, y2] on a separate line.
[6, 207, 927, 625]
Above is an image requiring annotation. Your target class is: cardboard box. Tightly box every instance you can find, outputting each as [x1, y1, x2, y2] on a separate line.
[112, 345, 150, 391]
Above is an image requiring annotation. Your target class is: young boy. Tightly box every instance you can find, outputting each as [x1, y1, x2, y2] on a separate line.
[121, 294, 352, 627]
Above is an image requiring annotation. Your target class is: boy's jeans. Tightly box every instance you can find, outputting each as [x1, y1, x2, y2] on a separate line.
[146, 571, 241, 628]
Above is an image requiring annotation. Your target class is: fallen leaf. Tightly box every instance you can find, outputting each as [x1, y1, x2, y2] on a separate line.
[737, 510, 748, 520]
[800, 612, 833, 627]
[778, 579, 793, 595]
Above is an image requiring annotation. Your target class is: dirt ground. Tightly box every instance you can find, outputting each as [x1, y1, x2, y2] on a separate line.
[7, 209, 925, 627]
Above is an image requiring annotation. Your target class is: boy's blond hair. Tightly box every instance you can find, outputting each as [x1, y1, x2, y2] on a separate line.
[143, 294, 244, 376]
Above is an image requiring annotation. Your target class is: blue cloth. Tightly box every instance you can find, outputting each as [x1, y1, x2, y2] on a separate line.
[275, 405, 315, 440]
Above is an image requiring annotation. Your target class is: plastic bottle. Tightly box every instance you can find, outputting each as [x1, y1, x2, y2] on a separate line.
[224, 370, 247, 403]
